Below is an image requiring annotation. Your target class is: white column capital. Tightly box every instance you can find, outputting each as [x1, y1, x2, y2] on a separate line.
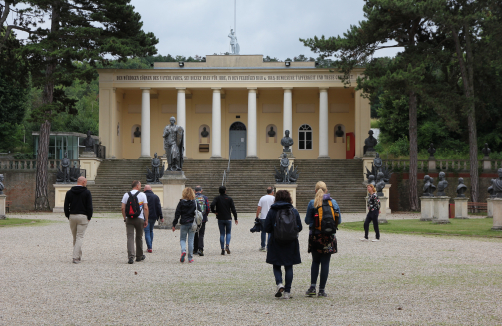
[283, 87, 293, 91]
[176, 87, 186, 92]
[319, 87, 329, 92]
[211, 87, 222, 92]
[247, 87, 257, 91]
[140, 87, 151, 91]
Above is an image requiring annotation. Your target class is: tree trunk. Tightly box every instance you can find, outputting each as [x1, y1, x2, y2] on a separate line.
[408, 91, 419, 211]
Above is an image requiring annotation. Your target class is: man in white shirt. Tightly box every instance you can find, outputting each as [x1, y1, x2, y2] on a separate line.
[121, 180, 149, 264]
[256, 186, 275, 251]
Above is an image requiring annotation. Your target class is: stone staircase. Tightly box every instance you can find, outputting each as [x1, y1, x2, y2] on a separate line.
[88, 159, 366, 213]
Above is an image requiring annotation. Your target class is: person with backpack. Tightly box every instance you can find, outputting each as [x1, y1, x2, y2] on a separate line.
[210, 186, 238, 255]
[256, 186, 275, 252]
[172, 187, 202, 263]
[193, 186, 210, 256]
[121, 180, 149, 264]
[263, 190, 302, 299]
[304, 181, 341, 297]
[143, 185, 164, 253]
[361, 183, 381, 242]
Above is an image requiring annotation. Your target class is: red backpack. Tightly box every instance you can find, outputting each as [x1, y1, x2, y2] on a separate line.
[125, 191, 141, 218]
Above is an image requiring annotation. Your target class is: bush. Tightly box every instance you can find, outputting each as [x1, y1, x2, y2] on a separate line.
[387, 136, 409, 157]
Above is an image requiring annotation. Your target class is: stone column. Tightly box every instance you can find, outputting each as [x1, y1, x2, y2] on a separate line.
[433, 197, 450, 224]
[420, 197, 434, 221]
[454, 197, 469, 219]
[318, 87, 329, 159]
[211, 88, 222, 159]
[487, 198, 493, 218]
[247, 88, 258, 159]
[378, 197, 388, 223]
[283, 88, 293, 138]
[140, 88, 151, 158]
[492, 198, 502, 230]
[176, 88, 186, 158]
[0, 194, 6, 219]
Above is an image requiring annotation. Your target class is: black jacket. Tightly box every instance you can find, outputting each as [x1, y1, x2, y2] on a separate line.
[210, 194, 237, 221]
[144, 190, 163, 221]
[173, 199, 201, 227]
[64, 186, 93, 220]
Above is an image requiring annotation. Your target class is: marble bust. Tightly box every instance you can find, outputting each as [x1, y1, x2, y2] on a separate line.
[281, 130, 294, 152]
[437, 172, 448, 196]
[456, 178, 467, 198]
[493, 168, 502, 198]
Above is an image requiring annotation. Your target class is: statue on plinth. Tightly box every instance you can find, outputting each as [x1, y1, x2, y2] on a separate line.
[493, 168, 502, 198]
[365, 152, 392, 184]
[274, 153, 299, 183]
[228, 29, 240, 55]
[456, 178, 467, 197]
[437, 172, 448, 196]
[422, 175, 436, 196]
[83, 130, 94, 152]
[60, 152, 71, 183]
[134, 127, 141, 138]
[367, 175, 375, 186]
[363, 130, 378, 155]
[56, 152, 80, 183]
[428, 143, 436, 159]
[373, 152, 383, 173]
[163, 117, 184, 171]
[488, 179, 495, 198]
[146, 153, 164, 183]
[0, 174, 4, 195]
[281, 130, 294, 153]
[376, 172, 385, 196]
[482, 143, 491, 158]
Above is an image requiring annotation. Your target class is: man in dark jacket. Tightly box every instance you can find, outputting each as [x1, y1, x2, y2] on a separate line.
[64, 176, 93, 264]
[210, 186, 238, 255]
[143, 185, 164, 253]
[193, 185, 210, 256]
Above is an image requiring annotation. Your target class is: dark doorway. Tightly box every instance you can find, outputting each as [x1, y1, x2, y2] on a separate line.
[229, 122, 246, 159]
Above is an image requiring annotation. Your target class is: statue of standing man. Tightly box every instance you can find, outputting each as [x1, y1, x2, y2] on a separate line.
[228, 29, 240, 55]
[163, 117, 184, 171]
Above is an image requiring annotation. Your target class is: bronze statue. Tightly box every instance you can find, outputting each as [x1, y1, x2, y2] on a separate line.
[488, 179, 496, 198]
[373, 153, 383, 173]
[456, 178, 467, 197]
[423, 175, 436, 197]
[280, 130, 294, 152]
[482, 143, 491, 158]
[61, 152, 70, 183]
[375, 172, 385, 196]
[134, 126, 141, 138]
[146, 153, 164, 183]
[437, 172, 448, 196]
[201, 127, 209, 138]
[0, 174, 4, 195]
[163, 117, 184, 171]
[493, 168, 502, 198]
[268, 126, 276, 138]
[428, 143, 436, 159]
[274, 153, 299, 183]
[367, 175, 376, 186]
[364, 130, 377, 154]
[83, 130, 94, 152]
[335, 125, 344, 138]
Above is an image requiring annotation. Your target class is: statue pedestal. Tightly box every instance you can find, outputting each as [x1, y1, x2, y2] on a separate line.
[150, 184, 164, 207]
[492, 198, 502, 230]
[274, 183, 298, 208]
[157, 171, 187, 229]
[487, 198, 493, 218]
[79, 156, 102, 185]
[383, 184, 392, 214]
[428, 159, 436, 171]
[53, 184, 73, 213]
[432, 196, 450, 224]
[362, 152, 376, 178]
[0, 194, 7, 219]
[378, 197, 388, 224]
[454, 197, 469, 219]
[420, 197, 434, 221]
[483, 159, 491, 172]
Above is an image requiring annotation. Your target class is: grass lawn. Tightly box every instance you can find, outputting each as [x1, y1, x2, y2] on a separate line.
[340, 218, 502, 238]
[0, 218, 52, 227]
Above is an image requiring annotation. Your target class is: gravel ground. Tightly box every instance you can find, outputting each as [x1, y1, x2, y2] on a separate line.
[1, 212, 501, 325]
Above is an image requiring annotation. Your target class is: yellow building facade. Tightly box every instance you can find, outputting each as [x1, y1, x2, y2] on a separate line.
[98, 55, 370, 160]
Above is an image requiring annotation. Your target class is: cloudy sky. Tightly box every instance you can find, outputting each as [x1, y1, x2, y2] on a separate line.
[130, 0, 401, 60]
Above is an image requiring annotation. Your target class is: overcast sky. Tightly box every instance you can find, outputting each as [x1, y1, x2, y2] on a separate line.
[130, 0, 401, 60]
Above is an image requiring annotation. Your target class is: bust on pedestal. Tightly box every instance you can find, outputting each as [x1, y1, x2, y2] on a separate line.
[454, 178, 469, 219]
[482, 143, 491, 171]
[420, 175, 436, 221]
[432, 172, 450, 224]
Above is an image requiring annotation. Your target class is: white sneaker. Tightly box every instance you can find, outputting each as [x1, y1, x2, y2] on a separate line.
[372, 239, 380, 242]
[360, 238, 369, 241]
[275, 283, 284, 298]
[283, 292, 293, 299]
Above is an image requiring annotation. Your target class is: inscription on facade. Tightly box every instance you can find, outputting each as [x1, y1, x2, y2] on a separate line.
[115, 74, 354, 82]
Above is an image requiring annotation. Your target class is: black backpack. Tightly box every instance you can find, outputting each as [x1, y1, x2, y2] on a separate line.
[125, 191, 141, 218]
[274, 208, 299, 243]
[315, 199, 339, 234]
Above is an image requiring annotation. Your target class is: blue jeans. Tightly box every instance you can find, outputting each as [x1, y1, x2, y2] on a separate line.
[311, 251, 331, 290]
[179, 224, 195, 260]
[217, 220, 232, 249]
[144, 219, 156, 250]
[260, 219, 270, 248]
[273, 265, 293, 293]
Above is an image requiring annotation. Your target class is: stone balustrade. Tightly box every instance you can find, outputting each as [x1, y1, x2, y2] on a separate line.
[0, 159, 81, 170]
[382, 159, 502, 172]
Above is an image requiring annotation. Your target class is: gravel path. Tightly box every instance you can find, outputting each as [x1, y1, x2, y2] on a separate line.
[1, 212, 501, 325]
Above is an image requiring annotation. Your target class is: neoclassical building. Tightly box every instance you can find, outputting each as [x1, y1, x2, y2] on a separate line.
[98, 55, 370, 160]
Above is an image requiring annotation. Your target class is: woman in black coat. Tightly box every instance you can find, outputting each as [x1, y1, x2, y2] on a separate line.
[264, 190, 303, 299]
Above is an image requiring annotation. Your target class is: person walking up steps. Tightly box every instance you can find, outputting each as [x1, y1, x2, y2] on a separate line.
[193, 186, 210, 256]
[210, 186, 238, 255]
[64, 176, 93, 264]
[172, 187, 201, 263]
[361, 184, 381, 242]
[305, 181, 341, 298]
[143, 185, 164, 253]
[256, 186, 275, 251]
[122, 181, 149, 264]
[264, 190, 302, 299]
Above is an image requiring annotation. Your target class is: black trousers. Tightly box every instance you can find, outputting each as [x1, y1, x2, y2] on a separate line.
[193, 222, 206, 250]
[364, 210, 380, 240]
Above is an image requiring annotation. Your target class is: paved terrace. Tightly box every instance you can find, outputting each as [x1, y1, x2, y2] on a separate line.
[1, 212, 501, 325]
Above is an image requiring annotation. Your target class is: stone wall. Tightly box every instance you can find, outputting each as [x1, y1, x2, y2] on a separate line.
[0, 170, 57, 211]
[388, 172, 497, 211]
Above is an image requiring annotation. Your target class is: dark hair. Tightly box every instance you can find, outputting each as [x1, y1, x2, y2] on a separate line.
[219, 186, 226, 195]
[131, 180, 140, 189]
[266, 187, 273, 194]
[195, 186, 202, 192]
[275, 190, 292, 204]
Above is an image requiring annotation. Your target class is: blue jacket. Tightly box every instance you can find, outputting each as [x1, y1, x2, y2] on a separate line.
[264, 201, 303, 266]
[144, 190, 163, 222]
[305, 194, 342, 230]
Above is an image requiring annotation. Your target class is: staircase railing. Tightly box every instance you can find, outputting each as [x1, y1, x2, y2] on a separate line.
[222, 146, 232, 186]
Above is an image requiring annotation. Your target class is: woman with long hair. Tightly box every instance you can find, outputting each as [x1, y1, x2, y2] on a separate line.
[172, 187, 201, 263]
[304, 181, 341, 297]
[264, 190, 303, 299]
[361, 184, 381, 242]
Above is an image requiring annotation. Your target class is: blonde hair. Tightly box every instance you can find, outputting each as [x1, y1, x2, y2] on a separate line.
[367, 184, 376, 193]
[182, 187, 195, 200]
[314, 181, 328, 208]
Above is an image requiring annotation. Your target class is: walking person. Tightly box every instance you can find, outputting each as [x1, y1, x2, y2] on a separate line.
[256, 186, 275, 251]
[210, 186, 238, 255]
[361, 184, 381, 242]
[172, 187, 201, 263]
[121, 180, 149, 264]
[305, 181, 341, 297]
[64, 176, 93, 264]
[193, 186, 210, 256]
[143, 185, 164, 253]
[264, 190, 302, 299]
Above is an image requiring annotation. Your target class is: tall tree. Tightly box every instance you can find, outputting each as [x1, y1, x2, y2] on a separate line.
[21, 0, 158, 210]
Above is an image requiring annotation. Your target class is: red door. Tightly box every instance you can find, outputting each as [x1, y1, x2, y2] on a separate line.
[346, 132, 355, 159]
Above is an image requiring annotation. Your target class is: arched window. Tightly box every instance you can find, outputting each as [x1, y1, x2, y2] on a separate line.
[298, 124, 312, 150]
